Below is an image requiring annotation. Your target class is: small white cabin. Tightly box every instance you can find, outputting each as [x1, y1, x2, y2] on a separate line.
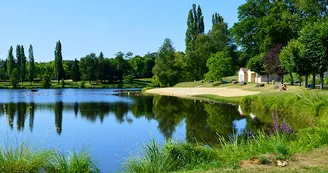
[238, 68, 279, 83]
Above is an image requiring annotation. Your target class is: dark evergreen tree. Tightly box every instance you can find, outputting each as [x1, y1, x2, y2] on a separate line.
[7, 46, 15, 77]
[28, 45, 35, 85]
[72, 58, 81, 83]
[54, 40, 65, 84]
[20, 45, 26, 85]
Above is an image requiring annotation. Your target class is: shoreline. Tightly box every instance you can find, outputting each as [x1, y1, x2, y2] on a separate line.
[144, 87, 259, 104]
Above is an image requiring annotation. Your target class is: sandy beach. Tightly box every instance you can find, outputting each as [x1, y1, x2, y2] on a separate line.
[145, 87, 259, 97]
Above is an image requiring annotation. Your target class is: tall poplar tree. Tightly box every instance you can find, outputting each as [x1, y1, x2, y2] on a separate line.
[185, 4, 204, 52]
[16, 45, 21, 84]
[28, 45, 35, 85]
[54, 40, 64, 84]
[20, 45, 26, 85]
[7, 46, 14, 77]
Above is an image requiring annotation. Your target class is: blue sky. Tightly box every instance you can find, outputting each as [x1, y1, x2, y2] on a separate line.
[0, 0, 245, 62]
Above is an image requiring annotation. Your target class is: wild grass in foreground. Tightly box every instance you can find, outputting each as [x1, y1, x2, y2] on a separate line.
[122, 125, 328, 173]
[0, 143, 99, 173]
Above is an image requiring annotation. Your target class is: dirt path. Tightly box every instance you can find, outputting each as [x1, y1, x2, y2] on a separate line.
[145, 87, 259, 97]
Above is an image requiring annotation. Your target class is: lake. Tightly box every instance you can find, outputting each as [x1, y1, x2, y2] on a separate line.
[0, 89, 263, 172]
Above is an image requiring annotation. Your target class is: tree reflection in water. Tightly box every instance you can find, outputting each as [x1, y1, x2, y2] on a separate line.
[0, 95, 265, 145]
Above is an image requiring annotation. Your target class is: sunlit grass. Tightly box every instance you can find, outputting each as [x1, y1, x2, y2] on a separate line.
[0, 142, 99, 173]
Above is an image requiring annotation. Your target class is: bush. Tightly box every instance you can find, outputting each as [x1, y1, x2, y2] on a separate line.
[61, 78, 65, 88]
[152, 75, 161, 87]
[123, 75, 134, 84]
[42, 74, 51, 88]
[80, 81, 85, 88]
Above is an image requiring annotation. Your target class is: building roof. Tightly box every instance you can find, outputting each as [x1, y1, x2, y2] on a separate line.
[240, 68, 248, 73]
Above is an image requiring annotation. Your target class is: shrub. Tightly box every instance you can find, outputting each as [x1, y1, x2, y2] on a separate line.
[42, 74, 51, 88]
[61, 78, 65, 88]
[123, 75, 134, 84]
[80, 81, 85, 88]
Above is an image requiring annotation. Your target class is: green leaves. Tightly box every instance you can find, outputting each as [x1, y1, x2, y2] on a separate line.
[205, 50, 234, 82]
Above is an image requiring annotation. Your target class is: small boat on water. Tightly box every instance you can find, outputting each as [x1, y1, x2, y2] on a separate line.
[31, 89, 38, 92]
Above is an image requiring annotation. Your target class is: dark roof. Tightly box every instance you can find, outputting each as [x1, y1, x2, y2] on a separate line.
[240, 68, 248, 73]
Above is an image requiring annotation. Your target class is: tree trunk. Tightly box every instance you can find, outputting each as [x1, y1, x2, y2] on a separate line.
[320, 73, 324, 90]
[267, 74, 270, 84]
[281, 75, 284, 84]
[299, 76, 302, 87]
[305, 75, 308, 88]
[290, 73, 294, 85]
[312, 73, 316, 89]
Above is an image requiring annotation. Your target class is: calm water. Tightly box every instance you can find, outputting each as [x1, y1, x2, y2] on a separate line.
[0, 89, 262, 172]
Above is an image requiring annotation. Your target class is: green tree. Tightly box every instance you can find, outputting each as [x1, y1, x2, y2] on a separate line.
[79, 53, 97, 83]
[152, 38, 180, 86]
[185, 4, 205, 52]
[115, 51, 130, 82]
[54, 40, 65, 84]
[205, 50, 234, 82]
[185, 34, 215, 81]
[299, 21, 328, 89]
[143, 53, 156, 78]
[20, 45, 26, 85]
[72, 58, 81, 83]
[28, 45, 35, 85]
[96, 52, 106, 83]
[16, 45, 21, 85]
[247, 53, 266, 76]
[128, 55, 144, 78]
[7, 46, 15, 77]
[10, 68, 19, 88]
[209, 13, 229, 53]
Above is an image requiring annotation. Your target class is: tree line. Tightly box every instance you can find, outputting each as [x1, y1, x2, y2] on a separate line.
[3, 1, 328, 89]
[153, 1, 328, 89]
[0, 41, 156, 88]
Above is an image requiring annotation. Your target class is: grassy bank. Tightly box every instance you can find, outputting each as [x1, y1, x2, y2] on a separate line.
[240, 91, 328, 130]
[0, 143, 99, 173]
[123, 125, 328, 173]
[0, 78, 152, 89]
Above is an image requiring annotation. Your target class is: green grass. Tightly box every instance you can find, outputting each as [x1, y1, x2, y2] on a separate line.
[0, 143, 99, 173]
[240, 90, 328, 130]
[0, 78, 152, 89]
[123, 125, 328, 173]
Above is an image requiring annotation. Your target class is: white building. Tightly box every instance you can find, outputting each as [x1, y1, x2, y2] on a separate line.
[238, 68, 279, 83]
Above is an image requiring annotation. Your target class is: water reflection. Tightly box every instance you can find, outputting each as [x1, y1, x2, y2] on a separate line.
[0, 95, 264, 146]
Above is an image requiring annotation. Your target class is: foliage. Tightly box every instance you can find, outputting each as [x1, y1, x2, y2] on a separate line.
[123, 75, 134, 84]
[247, 53, 266, 75]
[185, 4, 204, 52]
[28, 45, 35, 85]
[263, 44, 286, 77]
[61, 78, 65, 88]
[54, 40, 65, 84]
[152, 38, 181, 86]
[79, 81, 85, 88]
[7, 46, 14, 78]
[9, 68, 19, 88]
[42, 74, 51, 88]
[205, 50, 234, 81]
[71, 58, 81, 83]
